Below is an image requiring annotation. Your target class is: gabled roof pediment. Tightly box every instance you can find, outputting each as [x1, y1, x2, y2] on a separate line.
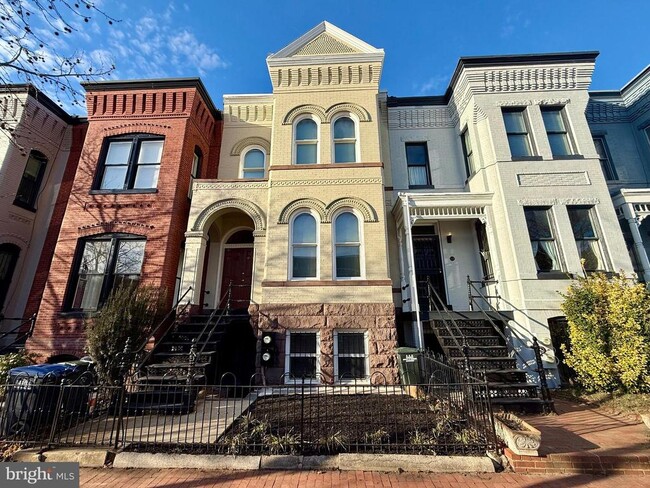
[267, 21, 384, 66]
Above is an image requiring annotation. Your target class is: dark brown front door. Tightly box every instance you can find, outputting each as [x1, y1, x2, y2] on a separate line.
[221, 247, 253, 310]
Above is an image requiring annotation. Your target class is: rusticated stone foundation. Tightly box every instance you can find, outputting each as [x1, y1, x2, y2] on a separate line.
[248, 303, 399, 385]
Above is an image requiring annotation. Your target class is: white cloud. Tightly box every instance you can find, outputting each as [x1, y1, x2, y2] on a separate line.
[415, 74, 448, 95]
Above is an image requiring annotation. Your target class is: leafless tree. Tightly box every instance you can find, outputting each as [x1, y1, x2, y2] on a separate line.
[0, 0, 118, 110]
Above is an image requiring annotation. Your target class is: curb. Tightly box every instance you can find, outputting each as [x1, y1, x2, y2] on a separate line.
[12, 449, 498, 473]
[111, 452, 496, 473]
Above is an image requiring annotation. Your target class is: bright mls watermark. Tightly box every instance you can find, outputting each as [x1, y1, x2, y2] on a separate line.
[2, 463, 79, 487]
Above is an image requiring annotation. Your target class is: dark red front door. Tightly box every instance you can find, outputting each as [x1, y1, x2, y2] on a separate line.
[221, 247, 254, 310]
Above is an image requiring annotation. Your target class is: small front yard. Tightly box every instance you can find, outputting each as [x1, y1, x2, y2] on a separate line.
[216, 393, 491, 456]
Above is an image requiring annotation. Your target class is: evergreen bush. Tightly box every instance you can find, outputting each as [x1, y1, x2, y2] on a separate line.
[560, 272, 650, 393]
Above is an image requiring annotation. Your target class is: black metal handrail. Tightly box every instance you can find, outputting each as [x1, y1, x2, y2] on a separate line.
[466, 279, 531, 372]
[466, 277, 554, 413]
[426, 277, 464, 350]
[425, 277, 478, 374]
[0, 314, 36, 354]
[194, 281, 233, 358]
[131, 286, 193, 373]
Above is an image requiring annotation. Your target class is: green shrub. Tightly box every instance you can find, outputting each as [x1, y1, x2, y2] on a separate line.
[560, 272, 650, 393]
[85, 283, 164, 385]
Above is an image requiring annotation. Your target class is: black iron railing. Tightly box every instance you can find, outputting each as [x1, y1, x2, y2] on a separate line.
[130, 287, 193, 375]
[0, 314, 36, 355]
[466, 277, 554, 413]
[0, 372, 497, 456]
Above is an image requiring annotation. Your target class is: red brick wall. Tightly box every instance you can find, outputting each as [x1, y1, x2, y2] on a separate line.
[27, 85, 221, 360]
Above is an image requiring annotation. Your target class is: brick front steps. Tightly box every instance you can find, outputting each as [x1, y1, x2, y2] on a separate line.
[504, 447, 650, 475]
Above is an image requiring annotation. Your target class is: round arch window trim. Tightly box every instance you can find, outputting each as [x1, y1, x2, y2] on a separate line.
[240, 145, 268, 179]
[330, 112, 360, 164]
[293, 115, 321, 165]
[331, 207, 365, 280]
[288, 209, 320, 280]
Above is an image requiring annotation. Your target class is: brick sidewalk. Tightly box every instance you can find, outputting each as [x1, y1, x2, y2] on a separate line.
[80, 468, 649, 487]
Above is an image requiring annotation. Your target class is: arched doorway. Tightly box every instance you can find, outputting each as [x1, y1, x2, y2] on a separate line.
[219, 229, 254, 312]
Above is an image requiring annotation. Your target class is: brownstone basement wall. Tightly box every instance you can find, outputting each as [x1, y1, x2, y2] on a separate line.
[249, 303, 399, 385]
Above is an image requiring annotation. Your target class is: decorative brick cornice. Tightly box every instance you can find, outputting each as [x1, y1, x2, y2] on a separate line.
[271, 177, 382, 187]
[77, 220, 154, 235]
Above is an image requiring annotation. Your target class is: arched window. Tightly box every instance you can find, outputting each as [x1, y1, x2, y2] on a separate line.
[241, 147, 266, 178]
[333, 116, 357, 163]
[294, 118, 318, 165]
[0, 243, 20, 313]
[14, 150, 47, 210]
[334, 211, 362, 279]
[290, 212, 318, 279]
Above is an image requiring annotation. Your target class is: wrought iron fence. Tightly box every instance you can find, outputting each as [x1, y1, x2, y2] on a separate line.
[0, 370, 496, 457]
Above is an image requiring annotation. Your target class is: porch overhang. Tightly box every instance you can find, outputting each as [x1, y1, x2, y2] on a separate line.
[613, 188, 650, 223]
[392, 192, 494, 227]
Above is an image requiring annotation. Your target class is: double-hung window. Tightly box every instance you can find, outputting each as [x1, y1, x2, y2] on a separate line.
[290, 212, 318, 279]
[541, 107, 572, 156]
[14, 150, 48, 210]
[285, 331, 319, 382]
[592, 136, 617, 180]
[502, 108, 533, 158]
[460, 129, 475, 179]
[475, 221, 494, 280]
[405, 142, 432, 188]
[333, 116, 357, 163]
[567, 206, 605, 272]
[69, 234, 146, 311]
[294, 118, 318, 164]
[334, 330, 368, 382]
[334, 212, 362, 279]
[524, 207, 561, 273]
[188, 148, 201, 198]
[241, 148, 266, 178]
[97, 134, 163, 190]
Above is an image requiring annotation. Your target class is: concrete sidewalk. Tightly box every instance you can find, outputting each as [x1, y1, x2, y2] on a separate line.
[80, 468, 649, 487]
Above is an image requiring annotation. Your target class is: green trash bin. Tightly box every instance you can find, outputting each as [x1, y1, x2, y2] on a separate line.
[395, 347, 421, 385]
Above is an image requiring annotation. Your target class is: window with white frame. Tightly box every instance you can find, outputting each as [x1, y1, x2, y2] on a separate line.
[294, 118, 318, 164]
[290, 212, 318, 279]
[541, 106, 572, 156]
[567, 206, 605, 272]
[334, 330, 368, 382]
[524, 207, 562, 273]
[333, 115, 357, 163]
[241, 147, 266, 178]
[502, 108, 533, 158]
[285, 331, 319, 382]
[644, 126, 650, 149]
[333, 211, 362, 279]
[405, 142, 432, 187]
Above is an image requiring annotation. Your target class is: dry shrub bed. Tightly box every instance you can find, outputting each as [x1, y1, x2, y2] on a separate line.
[216, 393, 488, 456]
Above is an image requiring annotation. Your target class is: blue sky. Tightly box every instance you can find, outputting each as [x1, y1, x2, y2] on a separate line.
[7, 0, 650, 111]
